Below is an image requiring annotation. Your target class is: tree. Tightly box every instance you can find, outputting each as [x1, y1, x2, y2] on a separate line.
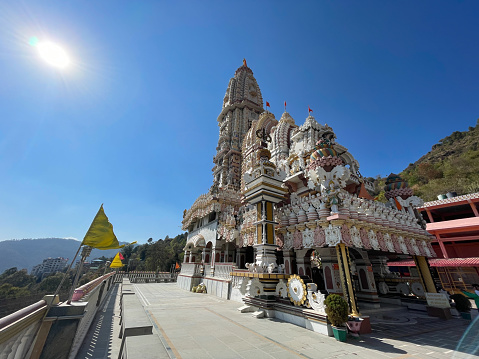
[37, 273, 72, 292]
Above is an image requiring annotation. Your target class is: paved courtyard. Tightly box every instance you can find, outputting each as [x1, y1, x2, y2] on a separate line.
[77, 283, 479, 359]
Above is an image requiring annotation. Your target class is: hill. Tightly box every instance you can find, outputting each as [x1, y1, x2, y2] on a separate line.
[366, 119, 479, 202]
[399, 119, 479, 201]
[0, 238, 125, 273]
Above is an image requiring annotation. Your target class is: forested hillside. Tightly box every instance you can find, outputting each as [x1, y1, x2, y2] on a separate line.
[368, 119, 479, 201]
[120, 233, 187, 272]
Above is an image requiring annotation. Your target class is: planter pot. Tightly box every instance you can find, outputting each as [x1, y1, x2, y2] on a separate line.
[332, 326, 347, 342]
[460, 312, 472, 320]
[446, 192, 457, 198]
[437, 194, 447, 200]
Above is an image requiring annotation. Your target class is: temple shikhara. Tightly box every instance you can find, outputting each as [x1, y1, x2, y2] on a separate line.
[178, 61, 439, 335]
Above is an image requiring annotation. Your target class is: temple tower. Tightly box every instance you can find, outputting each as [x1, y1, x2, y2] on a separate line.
[213, 60, 264, 190]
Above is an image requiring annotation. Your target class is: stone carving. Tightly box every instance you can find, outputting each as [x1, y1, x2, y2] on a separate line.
[340, 225, 352, 247]
[247, 278, 264, 297]
[284, 231, 293, 250]
[276, 279, 289, 298]
[376, 232, 388, 252]
[391, 234, 401, 253]
[325, 225, 342, 246]
[384, 233, 395, 253]
[398, 236, 408, 254]
[350, 226, 362, 248]
[360, 227, 371, 249]
[307, 290, 327, 315]
[313, 226, 326, 247]
[293, 231, 303, 249]
[303, 228, 314, 248]
[287, 274, 307, 306]
[368, 229, 380, 250]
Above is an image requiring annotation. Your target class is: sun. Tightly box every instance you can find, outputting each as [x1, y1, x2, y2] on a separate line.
[34, 40, 70, 69]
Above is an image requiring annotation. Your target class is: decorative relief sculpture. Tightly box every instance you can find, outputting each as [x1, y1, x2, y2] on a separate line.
[368, 229, 380, 250]
[287, 274, 307, 306]
[303, 228, 314, 248]
[325, 225, 342, 246]
[340, 225, 352, 247]
[293, 231, 303, 249]
[350, 226, 362, 248]
[313, 226, 326, 247]
[360, 227, 371, 249]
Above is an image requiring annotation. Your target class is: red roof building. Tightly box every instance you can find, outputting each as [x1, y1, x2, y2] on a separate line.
[418, 192, 479, 292]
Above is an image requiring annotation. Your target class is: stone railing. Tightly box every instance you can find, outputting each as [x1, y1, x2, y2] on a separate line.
[128, 271, 176, 283]
[214, 263, 235, 279]
[0, 299, 48, 359]
[180, 263, 202, 276]
[0, 273, 116, 359]
[68, 273, 115, 358]
[71, 272, 114, 301]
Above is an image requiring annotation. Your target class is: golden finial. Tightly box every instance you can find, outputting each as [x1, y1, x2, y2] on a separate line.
[243, 58, 247, 67]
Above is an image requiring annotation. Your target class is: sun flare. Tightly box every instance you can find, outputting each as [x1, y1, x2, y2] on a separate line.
[35, 40, 70, 69]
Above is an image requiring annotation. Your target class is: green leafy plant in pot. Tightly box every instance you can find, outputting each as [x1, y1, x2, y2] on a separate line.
[324, 294, 349, 341]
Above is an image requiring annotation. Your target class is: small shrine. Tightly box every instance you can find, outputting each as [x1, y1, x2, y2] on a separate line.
[178, 61, 437, 336]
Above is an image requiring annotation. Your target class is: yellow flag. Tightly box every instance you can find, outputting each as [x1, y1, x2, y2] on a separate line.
[81, 205, 125, 250]
[110, 252, 124, 268]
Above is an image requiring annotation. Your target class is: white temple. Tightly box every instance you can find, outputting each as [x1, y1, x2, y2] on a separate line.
[178, 60, 437, 335]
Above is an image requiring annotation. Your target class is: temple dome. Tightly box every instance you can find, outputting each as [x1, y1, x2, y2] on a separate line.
[384, 173, 413, 199]
[308, 138, 343, 171]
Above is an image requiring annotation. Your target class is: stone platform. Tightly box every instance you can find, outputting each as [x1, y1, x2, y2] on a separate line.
[76, 283, 478, 359]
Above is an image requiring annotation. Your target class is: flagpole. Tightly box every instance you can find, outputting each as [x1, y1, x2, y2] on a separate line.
[51, 243, 83, 304]
[67, 246, 93, 304]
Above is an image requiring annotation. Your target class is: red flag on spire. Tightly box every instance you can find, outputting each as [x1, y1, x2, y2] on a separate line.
[119, 253, 125, 260]
[308, 106, 313, 113]
[284, 101, 287, 110]
[266, 101, 270, 108]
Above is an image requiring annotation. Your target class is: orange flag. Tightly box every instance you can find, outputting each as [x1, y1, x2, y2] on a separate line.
[175, 262, 180, 270]
[394, 197, 403, 210]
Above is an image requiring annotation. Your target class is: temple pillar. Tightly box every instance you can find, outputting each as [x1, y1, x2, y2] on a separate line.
[336, 243, 360, 316]
[413, 255, 437, 293]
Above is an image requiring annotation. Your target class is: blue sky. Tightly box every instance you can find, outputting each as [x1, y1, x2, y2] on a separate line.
[0, 1, 478, 244]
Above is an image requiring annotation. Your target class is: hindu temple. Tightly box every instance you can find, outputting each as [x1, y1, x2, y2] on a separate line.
[178, 60, 439, 335]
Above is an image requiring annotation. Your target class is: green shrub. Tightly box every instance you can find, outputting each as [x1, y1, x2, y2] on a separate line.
[450, 294, 471, 313]
[324, 294, 349, 327]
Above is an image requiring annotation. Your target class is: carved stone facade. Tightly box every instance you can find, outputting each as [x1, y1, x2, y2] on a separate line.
[179, 62, 436, 316]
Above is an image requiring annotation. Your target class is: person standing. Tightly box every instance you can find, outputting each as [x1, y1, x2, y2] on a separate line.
[462, 284, 479, 313]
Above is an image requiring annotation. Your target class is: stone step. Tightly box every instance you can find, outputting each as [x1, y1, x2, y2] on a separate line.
[237, 305, 255, 313]
[252, 310, 265, 318]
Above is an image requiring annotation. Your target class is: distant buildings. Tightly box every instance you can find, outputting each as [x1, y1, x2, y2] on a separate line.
[31, 257, 68, 278]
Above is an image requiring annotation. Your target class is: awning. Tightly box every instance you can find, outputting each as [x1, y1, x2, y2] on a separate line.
[387, 257, 479, 268]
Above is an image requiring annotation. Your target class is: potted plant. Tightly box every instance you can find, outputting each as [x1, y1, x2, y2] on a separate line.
[450, 293, 472, 320]
[324, 294, 349, 342]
